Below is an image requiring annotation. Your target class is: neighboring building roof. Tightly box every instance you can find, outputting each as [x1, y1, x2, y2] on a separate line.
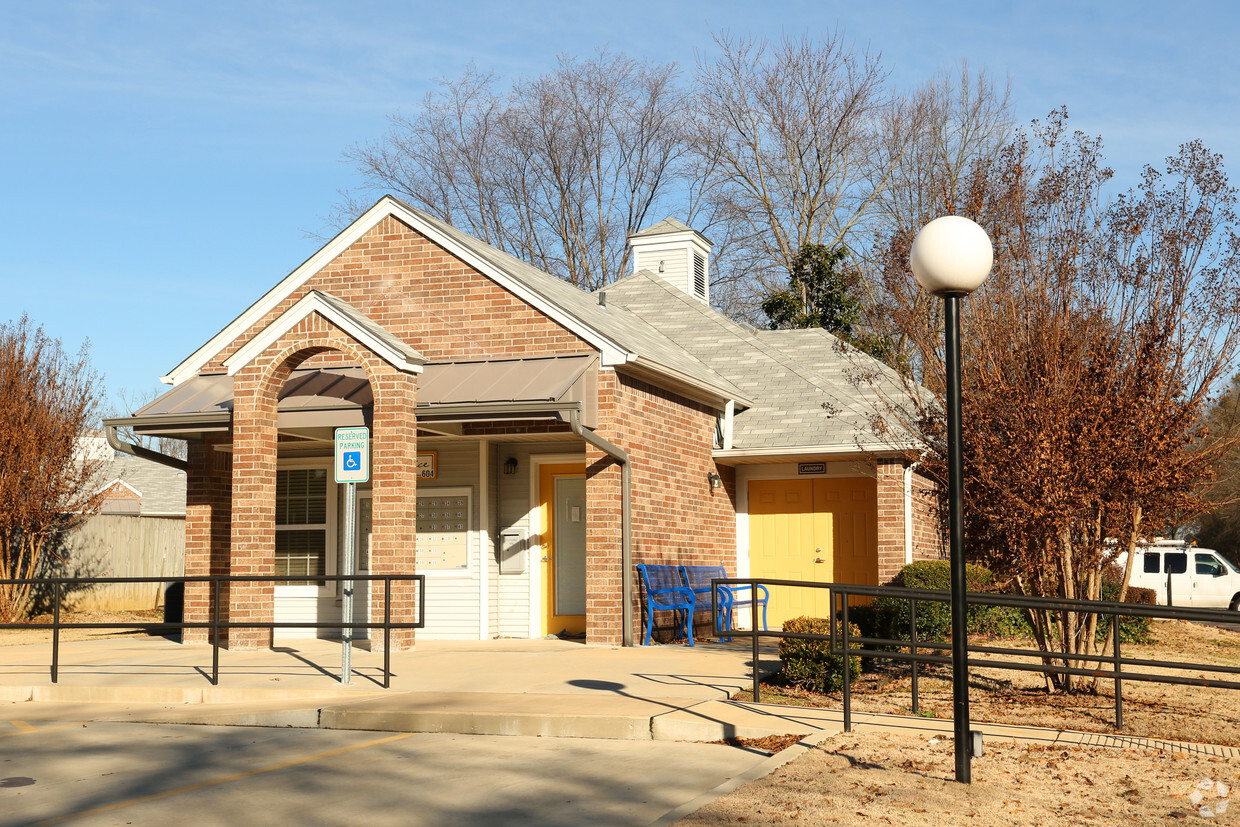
[601, 271, 918, 455]
[96, 454, 187, 517]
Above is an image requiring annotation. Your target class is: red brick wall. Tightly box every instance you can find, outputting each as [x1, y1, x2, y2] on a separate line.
[204, 216, 590, 372]
[912, 471, 945, 562]
[876, 458, 906, 585]
[585, 369, 735, 645]
[183, 435, 231, 644]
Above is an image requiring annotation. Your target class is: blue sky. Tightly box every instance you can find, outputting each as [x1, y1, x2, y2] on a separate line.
[2, 1, 1237, 412]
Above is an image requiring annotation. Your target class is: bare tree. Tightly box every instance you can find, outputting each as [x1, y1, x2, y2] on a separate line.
[873, 110, 1240, 691]
[110, 387, 188, 461]
[0, 317, 106, 621]
[862, 63, 1014, 371]
[691, 30, 898, 321]
[344, 52, 691, 290]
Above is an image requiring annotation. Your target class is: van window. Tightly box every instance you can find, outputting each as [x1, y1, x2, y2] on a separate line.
[1143, 552, 1161, 574]
[1196, 553, 1224, 576]
[1165, 552, 1188, 574]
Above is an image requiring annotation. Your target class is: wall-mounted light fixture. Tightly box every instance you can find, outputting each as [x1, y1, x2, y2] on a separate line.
[707, 472, 722, 490]
[503, 457, 518, 475]
[658, 260, 665, 273]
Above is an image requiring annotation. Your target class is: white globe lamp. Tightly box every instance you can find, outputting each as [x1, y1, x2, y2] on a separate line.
[910, 216, 993, 295]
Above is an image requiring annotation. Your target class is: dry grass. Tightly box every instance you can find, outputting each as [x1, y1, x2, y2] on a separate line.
[0, 609, 168, 646]
[685, 619, 1240, 825]
[733, 619, 1240, 747]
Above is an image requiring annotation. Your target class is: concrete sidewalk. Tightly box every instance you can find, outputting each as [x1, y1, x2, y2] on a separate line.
[1, 634, 1236, 759]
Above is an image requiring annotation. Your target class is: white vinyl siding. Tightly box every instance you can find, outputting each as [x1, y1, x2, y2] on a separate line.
[494, 443, 585, 638]
[415, 442, 482, 640]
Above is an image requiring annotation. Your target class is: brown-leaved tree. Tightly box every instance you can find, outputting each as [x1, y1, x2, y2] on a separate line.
[0, 317, 106, 621]
[873, 110, 1240, 691]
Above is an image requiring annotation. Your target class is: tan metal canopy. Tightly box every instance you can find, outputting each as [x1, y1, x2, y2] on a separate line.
[106, 354, 599, 438]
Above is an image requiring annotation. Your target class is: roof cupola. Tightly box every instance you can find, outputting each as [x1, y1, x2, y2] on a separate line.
[627, 218, 711, 305]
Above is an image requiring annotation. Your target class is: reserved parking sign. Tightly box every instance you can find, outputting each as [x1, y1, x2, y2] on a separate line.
[334, 426, 370, 483]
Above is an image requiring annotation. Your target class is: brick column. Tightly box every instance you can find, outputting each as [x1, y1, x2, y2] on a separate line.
[876, 458, 907, 585]
[182, 434, 232, 644]
[368, 367, 419, 651]
[228, 365, 279, 649]
[584, 444, 625, 645]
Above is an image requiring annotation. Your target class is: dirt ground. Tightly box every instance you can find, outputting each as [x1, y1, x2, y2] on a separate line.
[0, 610, 168, 646]
[681, 731, 1238, 825]
[686, 619, 1240, 824]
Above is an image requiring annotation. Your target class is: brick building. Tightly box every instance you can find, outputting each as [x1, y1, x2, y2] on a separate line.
[105, 197, 940, 649]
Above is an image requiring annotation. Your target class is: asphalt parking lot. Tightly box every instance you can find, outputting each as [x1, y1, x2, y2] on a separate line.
[1, 717, 773, 826]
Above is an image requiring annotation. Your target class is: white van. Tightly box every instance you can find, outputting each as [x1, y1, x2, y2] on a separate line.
[1118, 540, 1240, 610]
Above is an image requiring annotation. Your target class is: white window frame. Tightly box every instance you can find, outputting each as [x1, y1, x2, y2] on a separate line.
[275, 457, 338, 596]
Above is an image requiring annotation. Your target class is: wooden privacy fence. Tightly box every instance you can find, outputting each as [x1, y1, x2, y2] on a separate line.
[44, 515, 185, 612]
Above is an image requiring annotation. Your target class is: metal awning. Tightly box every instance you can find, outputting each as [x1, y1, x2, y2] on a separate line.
[106, 354, 599, 437]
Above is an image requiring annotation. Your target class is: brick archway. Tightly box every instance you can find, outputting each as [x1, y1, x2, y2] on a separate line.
[222, 312, 418, 649]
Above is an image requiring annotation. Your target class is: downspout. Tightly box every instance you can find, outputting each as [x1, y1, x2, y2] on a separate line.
[569, 408, 633, 647]
[105, 424, 188, 472]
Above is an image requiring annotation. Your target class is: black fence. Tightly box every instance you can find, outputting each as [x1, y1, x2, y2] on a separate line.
[714, 577, 1240, 732]
[0, 574, 425, 688]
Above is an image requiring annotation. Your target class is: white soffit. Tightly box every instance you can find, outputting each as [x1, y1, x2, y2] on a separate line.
[222, 290, 426, 376]
[162, 196, 628, 385]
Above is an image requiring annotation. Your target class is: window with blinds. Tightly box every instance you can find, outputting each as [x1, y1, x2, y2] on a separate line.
[276, 467, 328, 585]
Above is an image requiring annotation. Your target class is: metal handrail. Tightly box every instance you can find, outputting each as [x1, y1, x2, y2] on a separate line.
[0, 574, 425, 688]
[712, 577, 1240, 733]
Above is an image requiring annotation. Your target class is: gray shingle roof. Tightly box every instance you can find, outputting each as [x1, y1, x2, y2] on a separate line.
[99, 455, 187, 516]
[602, 272, 916, 452]
[389, 199, 746, 404]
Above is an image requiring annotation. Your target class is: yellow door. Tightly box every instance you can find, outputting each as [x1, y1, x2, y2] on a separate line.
[748, 478, 878, 629]
[817, 478, 878, 590]
[540, 463, 587, 636]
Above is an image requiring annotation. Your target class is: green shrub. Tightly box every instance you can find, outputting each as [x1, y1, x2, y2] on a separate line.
[874, 560, 1017, 642]
[778, 616, 862, 693]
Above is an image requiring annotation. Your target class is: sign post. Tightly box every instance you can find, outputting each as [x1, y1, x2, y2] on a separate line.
[334, 426, 370, 684]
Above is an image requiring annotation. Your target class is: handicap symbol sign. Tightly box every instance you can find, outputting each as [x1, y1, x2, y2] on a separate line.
[344, 451, 361, 470]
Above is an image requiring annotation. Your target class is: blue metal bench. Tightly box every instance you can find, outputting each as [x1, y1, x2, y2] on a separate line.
[636, 564, 696, 646]
[678, 565, 769, 642]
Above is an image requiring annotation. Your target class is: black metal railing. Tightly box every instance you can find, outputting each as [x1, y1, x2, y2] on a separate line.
[713, 577, 1240, 732]
[0, 574, 425, 688]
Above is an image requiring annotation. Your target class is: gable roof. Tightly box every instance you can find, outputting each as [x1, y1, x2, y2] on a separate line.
[601, 271, 918, 454]
[222, 290, 427, 376]
[162, 197, 746, 410]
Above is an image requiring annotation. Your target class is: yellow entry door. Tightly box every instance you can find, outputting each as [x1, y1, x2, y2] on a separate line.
[748, 477, 878, 629]
[540, 463, 587, 636]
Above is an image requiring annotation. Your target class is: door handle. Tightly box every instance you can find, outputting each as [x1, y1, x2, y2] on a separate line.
[541, 556, 551, 562]
[814, 558, 825, 564]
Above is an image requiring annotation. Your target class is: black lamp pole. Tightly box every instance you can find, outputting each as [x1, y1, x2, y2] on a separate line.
[944, 292, 971, 784]
[909, 214, 991, 785]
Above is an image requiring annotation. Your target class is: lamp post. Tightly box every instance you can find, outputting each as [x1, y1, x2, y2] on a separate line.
[910, 216, 993, 784]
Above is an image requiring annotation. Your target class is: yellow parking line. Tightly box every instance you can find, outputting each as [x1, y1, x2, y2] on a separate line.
[30, 731, 415, 825]
[0, 720, 84, 738]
